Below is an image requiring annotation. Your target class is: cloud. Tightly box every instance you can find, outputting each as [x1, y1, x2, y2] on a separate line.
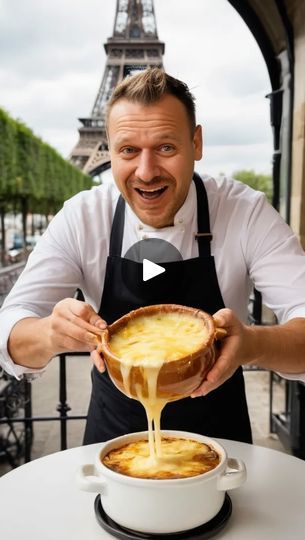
[199, 143, 273, 178]
[0, 0, 112, 81]
[198, 96, 272, 146]
[0, 0, 273, 176]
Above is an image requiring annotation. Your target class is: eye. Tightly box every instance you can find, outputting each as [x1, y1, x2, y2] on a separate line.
[159, 144, 175, 153]
[121, 146, 137, 155]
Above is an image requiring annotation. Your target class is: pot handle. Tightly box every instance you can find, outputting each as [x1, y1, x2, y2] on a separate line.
[76, 464, 107, 493]
[217, 458, 247, 491]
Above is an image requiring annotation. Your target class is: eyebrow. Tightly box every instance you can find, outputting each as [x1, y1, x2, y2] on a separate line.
[114, 132, 181, 146]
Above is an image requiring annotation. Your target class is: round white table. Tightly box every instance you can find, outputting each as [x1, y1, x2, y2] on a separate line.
[0, 438, 304, 539]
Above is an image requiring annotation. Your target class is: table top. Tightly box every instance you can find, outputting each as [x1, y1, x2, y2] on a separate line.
[1, 438, 305, 540]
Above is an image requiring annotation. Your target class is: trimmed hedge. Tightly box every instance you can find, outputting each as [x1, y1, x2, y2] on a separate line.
[0, 107, 93, 251]
[0, 107, 92, 214]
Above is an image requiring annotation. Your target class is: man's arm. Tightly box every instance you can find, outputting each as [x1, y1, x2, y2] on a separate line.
[192, 308, 305, 397]
[8, 298, 107, 372]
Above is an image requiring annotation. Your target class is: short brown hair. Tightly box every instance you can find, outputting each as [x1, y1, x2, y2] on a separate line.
[106, 67, 196, 133]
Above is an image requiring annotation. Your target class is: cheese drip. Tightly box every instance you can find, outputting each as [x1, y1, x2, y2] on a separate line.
[109, 312, 209, 462]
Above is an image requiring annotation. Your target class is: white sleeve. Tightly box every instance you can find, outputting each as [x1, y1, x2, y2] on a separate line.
[0, 310, 47, 379]
[0, 203, 83, 379]
[242, 193, 305, 323]
[242, 193, 305, 382]
[276, 371, 305, 382]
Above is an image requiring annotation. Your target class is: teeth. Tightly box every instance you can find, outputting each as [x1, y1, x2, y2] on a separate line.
[139, 187, 165, 193]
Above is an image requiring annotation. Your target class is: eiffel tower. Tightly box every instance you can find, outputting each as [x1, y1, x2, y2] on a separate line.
[70, 0, 165, 177]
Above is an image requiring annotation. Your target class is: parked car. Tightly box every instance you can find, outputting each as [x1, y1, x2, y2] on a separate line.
[10, 233, 24, 250]
[7, 233, 40, 264]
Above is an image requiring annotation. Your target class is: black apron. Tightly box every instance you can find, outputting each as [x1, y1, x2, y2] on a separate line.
[83, 174, 252, 444]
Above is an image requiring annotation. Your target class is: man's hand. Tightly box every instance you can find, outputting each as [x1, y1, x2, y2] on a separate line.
[8, 297, 107, 372]
[191, 308, 305, 397]
[47, 298, 107, 372]
[191, 308, 252, 397]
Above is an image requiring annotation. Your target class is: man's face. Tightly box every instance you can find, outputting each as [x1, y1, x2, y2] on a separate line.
[107, 94, 203, 228]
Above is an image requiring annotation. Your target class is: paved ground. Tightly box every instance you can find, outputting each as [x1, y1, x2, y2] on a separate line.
[0, 357, 288, 476]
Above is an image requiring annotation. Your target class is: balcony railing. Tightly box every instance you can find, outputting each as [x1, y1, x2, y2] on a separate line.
[0, 261, 26, 307]
[1, 282, 304, 469]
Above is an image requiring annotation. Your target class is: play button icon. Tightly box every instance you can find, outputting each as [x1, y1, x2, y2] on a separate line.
[143, 258, 165, 282]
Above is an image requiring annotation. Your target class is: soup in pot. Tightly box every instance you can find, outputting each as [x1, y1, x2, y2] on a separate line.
[102, 436, 220, 480]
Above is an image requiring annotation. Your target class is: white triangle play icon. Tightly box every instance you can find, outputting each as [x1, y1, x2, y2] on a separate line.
[143, 258, 165, 282]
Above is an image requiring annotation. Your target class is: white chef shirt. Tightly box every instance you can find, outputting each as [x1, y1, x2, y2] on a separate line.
[1, 173, 305, 380]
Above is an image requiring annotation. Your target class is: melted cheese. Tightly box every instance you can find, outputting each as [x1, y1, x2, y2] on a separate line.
[109, 312, 209, 365]
[102, 437, 220, 479]
[108, 311, 210, 463]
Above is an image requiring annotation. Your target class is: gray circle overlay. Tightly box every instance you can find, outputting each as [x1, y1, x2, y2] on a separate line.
[124, 238, 183, 263]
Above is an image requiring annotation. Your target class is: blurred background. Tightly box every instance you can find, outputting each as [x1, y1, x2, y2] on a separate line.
[1, 0, 305, 475]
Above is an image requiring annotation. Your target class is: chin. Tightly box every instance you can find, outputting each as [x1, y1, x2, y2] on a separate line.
[143, 215, 171, 228]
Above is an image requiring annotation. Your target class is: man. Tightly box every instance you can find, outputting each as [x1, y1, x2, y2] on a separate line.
[1, 68, 305, 444]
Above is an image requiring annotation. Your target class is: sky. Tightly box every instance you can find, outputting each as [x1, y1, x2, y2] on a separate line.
[0, 0, 273, 178]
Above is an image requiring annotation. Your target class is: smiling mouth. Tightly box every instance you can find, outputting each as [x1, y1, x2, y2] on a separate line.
[135, 186, 168, 200]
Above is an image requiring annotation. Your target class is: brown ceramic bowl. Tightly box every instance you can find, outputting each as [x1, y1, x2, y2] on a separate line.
[99, 304, 225, 401]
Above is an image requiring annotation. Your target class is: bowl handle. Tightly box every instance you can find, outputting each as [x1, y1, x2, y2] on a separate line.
[76, 464, 107, 493]
[213, 327, 227, 340]
[217, 458, 247, 491]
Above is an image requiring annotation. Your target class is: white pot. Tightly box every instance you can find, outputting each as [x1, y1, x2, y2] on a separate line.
[77, 430, 246, 534]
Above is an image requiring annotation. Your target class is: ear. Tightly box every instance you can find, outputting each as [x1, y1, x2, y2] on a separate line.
[193, 125, 203, 161]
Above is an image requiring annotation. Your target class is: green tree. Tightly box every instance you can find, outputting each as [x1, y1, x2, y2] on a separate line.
[232, 169, 272, 203]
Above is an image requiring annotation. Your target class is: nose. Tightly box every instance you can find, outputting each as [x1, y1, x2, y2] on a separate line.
[135, 149, 160, 182]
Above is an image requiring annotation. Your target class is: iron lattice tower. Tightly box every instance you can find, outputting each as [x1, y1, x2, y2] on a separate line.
[70, 0, 165, 177]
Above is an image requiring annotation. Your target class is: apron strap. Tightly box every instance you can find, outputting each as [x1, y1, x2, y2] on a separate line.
[109, 173, 212, 258]
[192, 173, 213, 257]
[109, 195, 125, 256]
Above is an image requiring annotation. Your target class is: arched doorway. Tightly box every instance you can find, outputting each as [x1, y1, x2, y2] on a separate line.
[228, 0, 294, 223]
[228, 0, 305, 252]
[229, 0, 305, 459]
